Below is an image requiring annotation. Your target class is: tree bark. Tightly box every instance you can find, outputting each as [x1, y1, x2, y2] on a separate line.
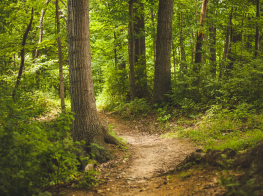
[12, 8, 34, 99]
[34, 0, 50, 59]
[194, 0, 209, 71]
[56, 0, 65, 111]
[68, 0, 120, 168]
[255, 0, 260, 58]
[179, 11, 186, 71]
[129, 0, 136, 100]
[152, 0, 174, 104]
[134, 0, 147, 98]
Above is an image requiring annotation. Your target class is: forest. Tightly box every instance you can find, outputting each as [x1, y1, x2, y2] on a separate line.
[1, 0, 263, 195]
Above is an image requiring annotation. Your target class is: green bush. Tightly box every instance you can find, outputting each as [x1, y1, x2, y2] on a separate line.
[0, 90, 97, 196]
[113, 98, 150, 118]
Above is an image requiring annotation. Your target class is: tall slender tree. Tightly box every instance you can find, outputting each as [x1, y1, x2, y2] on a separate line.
[34, 0, 50, 59]
[220, 8, 232, 78]
[68, 0, 120, 168]
[56, 0, 65, 111]
[152, 0, 174, 104]
[134, 0, 147, 98]
[179, 11, 186, 71]
[129, 0, 136, 100]
[194, 0, 209, 71]
[12, 8, 34, 99]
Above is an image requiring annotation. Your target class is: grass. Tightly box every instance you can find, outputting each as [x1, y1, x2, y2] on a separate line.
[163, 111, 263, 152]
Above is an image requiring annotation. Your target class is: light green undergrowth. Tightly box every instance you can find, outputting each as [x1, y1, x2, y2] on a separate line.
[163, 112, 263, 152]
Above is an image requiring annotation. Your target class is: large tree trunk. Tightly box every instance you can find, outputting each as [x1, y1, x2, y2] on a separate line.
[129, 0, 136, 100]
[56, 0, 65, 111]
[194, 0, 209, 71]
[152, 0, 174, 104]
[134, 0, 147, 98]
[34, 0, 49, 59]
[12, 8, 34, 99]
[68, 0, 120, 169]
[255, 0, 260, 58]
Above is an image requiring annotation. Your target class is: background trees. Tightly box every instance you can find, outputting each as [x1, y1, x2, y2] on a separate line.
[1, 0, 263, 193]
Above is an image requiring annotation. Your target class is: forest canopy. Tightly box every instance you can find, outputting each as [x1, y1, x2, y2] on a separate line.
[1, 0, 263, 195]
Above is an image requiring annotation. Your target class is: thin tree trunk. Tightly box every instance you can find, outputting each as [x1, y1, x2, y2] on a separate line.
[56, 0, 65, 111]
[152, 0, 174, 104]
[209, 26, 216, 76]
[180, 11, 185, 71]
[114, 31, 117, 68]
[220, 8, 233, 78]
[255, 0, 260, 58]
[68, 0, 120, 168]
[12, 8, 34, 99]
[129, 0, 136, 100]
[35, 0, 49, 59]
[172, 36, 176, 81]
[151, 8, 156, 64]
[134, 0, 147, 98]
[194, 0, 209, 71]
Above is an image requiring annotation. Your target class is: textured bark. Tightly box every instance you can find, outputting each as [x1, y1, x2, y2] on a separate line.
[12, 8, 34, 99]
[34, 0, 49, 59]
[56, 0, 65, 111]
[134, 0, 147, 98]
[68, 0, 120, 168]
[152, 0, 174, 104]
[129, 0, 136, 100]
[194, 0, 209, 71]
[255, 0, 260, 58]
[179, 12, 186, 71]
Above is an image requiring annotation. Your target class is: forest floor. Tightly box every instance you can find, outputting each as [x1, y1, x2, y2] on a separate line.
[49, 112, 228, 196]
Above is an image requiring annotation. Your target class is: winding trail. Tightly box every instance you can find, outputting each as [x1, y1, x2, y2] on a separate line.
[58, 112, 226, 196]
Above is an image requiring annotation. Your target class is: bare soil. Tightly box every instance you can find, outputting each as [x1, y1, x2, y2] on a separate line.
[49, 112, 227, 196]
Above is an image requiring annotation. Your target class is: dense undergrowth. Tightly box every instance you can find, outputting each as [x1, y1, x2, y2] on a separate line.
[0, 87, 97, 196]
[98, 60, 263, 155]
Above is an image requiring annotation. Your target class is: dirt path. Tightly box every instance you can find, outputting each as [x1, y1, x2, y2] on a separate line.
[56, 112, 226, 196]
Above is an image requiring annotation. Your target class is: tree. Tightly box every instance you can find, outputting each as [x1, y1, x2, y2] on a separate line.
[67, 0, 120, 168]
[129, 0, 136, 100]
[179, 9, 186, 71]
[34, 0, 50, 59]
[194, 0, 208, 71]
[134, 0, 147, 98]
[152, 0, 174, 104]
[12, 8, 34, 99]
[56, 0, 65, 111]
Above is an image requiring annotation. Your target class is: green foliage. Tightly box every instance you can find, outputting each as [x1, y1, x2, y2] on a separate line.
[109, 124, 127, 148]
[153, 103, 171, 123]
[109, 98, 150, 118]
[220, 172, 258, 196]
[0, 89, 97, 196]
[175, 107, 263, 152]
